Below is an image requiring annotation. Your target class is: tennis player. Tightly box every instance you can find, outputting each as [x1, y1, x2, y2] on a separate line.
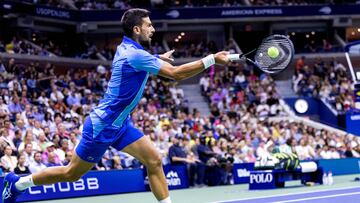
[2, 8, 230, 203]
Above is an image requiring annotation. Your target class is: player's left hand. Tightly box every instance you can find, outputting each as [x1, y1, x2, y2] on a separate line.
[159, 49, 175, 63]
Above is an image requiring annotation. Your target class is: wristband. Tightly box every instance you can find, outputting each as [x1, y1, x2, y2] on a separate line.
[201, 54, 215, 69]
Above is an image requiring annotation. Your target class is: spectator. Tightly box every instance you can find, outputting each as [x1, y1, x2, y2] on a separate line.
[197, 135, 218, 186]
[42, 142, 61, 165]
[1, 145, 17, 172]
[14, 119, 26, 138]
[63, 151, 73, 166]
[18, 130, 40, 152]
[12, 130, 22, 149]
[22, 143, 34, 166]
[46, 152, 62, 167]
[38, 132, 48, 152]
[8, 96, 23, 117]
[110, 155, 122, 169]
[168, 135, 198, 187]
[0, 97, 9, 115]
[68, 132, 79, 150]
[319, 145, 332, 159]
[32, 120, 44, 138]
[55, 138, 70, 162]
[295, 139, 316, 160]
[29, 152, 46, 173]
[199, 75, 210, 94]
[256, 141, 270, 158]
[244, 148, 256, 163]
[0, 124, 17, 151]
[14, 154, 30, 175]
[329, 146, 341, 159]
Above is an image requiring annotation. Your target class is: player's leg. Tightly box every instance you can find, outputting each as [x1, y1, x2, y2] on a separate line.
[33, 115, 106, 185]
[2, 151, 95, 203]
[32, 152, 94, 185]
[2, 115, 108, 203]
[112, 120, 170, 203]
[122, 136, 170, 203]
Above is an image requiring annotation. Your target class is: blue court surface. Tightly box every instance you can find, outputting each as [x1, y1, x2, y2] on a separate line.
[218, 187, 360, 203]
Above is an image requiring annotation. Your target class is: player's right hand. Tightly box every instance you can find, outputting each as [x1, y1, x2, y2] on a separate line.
[214, 51, 230, 65]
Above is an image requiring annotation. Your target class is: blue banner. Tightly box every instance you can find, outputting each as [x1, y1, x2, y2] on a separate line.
[34, 6, 76, 20]
[144, 165, 189, 190]
[284, 97, 339, 128]
[0, 169, 146, 202]
[318, 158, 360, 175]
[355, 84, 360, 100]
[355, 83, 360, 110]
[3, 2, 360, 22]
[232, 163, 254, 184]
[249, 170, 276, 190]
[346, 109, 360, 136]
[57, 5, 360, 22]
[355, 89, 360, 103]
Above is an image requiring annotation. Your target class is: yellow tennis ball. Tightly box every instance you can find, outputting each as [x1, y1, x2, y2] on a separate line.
[267, 46, 279, 58]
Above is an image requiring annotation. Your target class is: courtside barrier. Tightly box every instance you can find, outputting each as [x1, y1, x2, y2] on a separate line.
[0, 159, 358, 201]
[318, 158, 360, 175]
[144, 165, 189, 190]
[233, 163, 254, 184]
[0, 169, 146, 202]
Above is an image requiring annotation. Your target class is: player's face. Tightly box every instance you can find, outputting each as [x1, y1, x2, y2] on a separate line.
[138, 17, 155, 43]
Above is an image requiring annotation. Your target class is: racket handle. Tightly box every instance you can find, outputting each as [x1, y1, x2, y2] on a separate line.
[228, 54, 240, 61]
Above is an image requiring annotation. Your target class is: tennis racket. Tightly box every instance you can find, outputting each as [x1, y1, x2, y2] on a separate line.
[228, 34, 294, 74]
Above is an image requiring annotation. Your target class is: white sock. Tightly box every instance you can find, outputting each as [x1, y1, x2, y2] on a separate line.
[15, 175, 35, 191]
[159, 196, 172, 203]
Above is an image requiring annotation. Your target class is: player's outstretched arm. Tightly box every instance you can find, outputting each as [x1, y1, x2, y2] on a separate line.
[158, 51, 230, 81]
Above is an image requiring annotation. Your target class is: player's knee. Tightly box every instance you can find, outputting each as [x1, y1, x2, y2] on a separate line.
[146, 154, 162, 170]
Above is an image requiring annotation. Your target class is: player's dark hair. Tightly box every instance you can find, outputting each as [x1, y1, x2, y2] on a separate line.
[121, 8, 151, 37]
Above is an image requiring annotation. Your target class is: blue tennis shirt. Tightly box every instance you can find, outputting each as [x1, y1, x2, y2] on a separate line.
[93, 36, 163, 128]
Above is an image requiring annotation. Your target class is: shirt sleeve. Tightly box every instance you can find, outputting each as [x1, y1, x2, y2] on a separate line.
[168, 146, 176, 160]
[127, 49, 163, 75]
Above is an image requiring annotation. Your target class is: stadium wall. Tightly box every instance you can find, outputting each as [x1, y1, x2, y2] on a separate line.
[284, 98, 339, 128]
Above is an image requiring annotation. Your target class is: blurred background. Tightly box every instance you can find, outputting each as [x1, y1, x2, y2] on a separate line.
[1, 0, 360, 202]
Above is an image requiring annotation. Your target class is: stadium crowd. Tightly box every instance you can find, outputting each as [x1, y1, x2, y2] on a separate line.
[0, 35, 223, 60]
[0, 35, 114, 60]
[292, 56, 355, 112]
[299, 38, 342, 53]
[0, 55, 359, 186]
[0, 37, 53, 57]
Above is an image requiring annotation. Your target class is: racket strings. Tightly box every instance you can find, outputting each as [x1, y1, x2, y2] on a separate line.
[255, 35, 294, 74]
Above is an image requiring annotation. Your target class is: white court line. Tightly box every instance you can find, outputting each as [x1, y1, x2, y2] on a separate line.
[271, 191, 360, 203]
[212, 186, 360, 203]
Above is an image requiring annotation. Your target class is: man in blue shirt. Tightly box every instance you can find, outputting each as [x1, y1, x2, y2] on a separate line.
[3, 8, 230, 203]
[168, 135, 198, 187]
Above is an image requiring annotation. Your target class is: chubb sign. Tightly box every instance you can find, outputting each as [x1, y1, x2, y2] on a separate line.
[7, 169, 146, 202]
[29, 178, 99, 194]
[250, 173, 273, 184]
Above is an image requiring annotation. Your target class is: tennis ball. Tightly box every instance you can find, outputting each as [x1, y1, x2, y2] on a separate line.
[267, 46, 279, 58]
